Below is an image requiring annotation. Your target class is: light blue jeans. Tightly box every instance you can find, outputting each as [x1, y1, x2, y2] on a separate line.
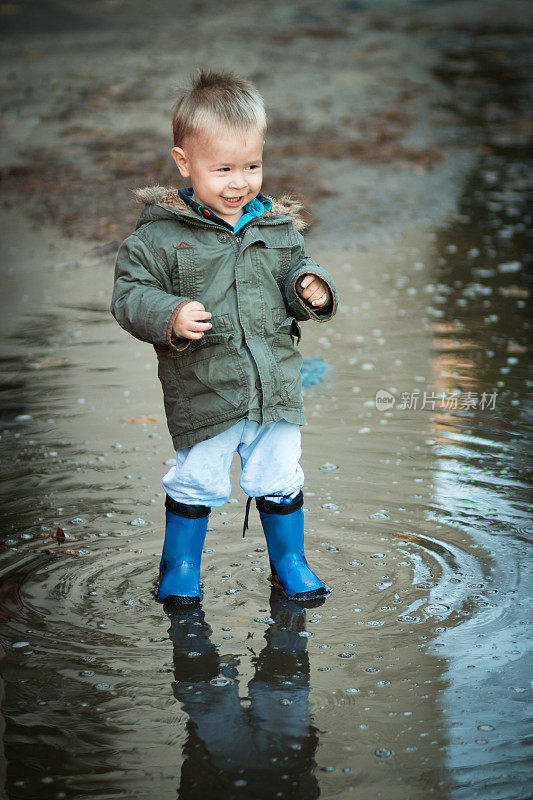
[162, 419, 304, 507]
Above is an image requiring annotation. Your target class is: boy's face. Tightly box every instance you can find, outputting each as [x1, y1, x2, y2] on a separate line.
[171, 126, 264, 227]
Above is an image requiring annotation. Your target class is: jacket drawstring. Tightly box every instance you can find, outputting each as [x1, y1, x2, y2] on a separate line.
[242, 496, 253, 538]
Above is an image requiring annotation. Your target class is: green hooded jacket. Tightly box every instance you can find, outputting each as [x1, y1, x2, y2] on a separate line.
[111, 186, 338, 450]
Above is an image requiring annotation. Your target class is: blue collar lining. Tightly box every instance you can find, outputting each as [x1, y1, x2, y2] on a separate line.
[177, 187, 272, 233]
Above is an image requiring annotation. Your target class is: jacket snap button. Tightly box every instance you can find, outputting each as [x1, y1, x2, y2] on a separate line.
[217, 233, 228, 242]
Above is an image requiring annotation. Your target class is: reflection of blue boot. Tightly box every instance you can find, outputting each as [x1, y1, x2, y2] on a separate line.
[256, 492, 331, 603]
[158, 496, 210, 605]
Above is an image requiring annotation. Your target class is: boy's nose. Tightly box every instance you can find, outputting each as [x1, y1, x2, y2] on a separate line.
[229, 172, 247, 189]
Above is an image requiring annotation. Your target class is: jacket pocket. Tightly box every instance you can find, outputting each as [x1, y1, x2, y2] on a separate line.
[158, 314, 248, 430]
[251, 241, 292, 283]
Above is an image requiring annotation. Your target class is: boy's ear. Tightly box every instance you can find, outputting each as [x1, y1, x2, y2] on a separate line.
[171, 146, 190, 177]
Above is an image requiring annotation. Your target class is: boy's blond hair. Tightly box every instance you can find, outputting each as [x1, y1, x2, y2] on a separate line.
[172, 69, 266, 147]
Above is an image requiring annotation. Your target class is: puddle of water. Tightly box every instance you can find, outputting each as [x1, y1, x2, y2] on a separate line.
[1, 56, 532, 800]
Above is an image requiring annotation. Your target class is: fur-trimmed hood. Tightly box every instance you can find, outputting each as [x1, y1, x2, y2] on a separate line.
[133, 185, 307, 232]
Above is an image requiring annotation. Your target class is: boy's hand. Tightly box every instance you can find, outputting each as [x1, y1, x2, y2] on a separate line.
[173, 301, 212, 340]
[297, 274, 330, 308]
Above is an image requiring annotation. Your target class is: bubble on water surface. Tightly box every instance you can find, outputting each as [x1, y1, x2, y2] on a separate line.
[94, 683, 111, 691]
[374, 748, 394, 759]
[346, 688, 360, 694]
[210, 677, 231, 687]
[129, 518, 146, 526]
[254, 617, 275, 624]
[498, 260, 522, 273]
[425, 603, 450, 615]
[299, 631, 313, 638]
[319, 462, 339, 471]
[12, 641, 30, 649]
[70, 517, 85, 524]
[338, 652, 355, 659]
[322, 503, 339, 510]
[369, 512, 389, 520]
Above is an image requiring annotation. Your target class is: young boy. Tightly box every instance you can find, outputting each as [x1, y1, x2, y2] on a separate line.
[111, 70, 338, 606]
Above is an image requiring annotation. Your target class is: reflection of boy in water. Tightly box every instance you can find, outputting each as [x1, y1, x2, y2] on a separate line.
[111, 70, 337, 606]
[169, 593, 319, 799]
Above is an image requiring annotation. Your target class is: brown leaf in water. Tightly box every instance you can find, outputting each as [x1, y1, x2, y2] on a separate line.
[124, 416, 158, 424]
[56, 526, 66, 544]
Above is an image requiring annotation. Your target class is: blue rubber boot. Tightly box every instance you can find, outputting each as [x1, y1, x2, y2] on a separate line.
[256, 491, 331, 602]
[157, 496, 210, 605]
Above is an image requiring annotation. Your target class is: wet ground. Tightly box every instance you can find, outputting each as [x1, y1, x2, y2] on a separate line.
[1, 1, 532, 799]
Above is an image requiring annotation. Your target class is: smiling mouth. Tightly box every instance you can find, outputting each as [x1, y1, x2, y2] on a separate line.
[222, 195, 244, 205]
